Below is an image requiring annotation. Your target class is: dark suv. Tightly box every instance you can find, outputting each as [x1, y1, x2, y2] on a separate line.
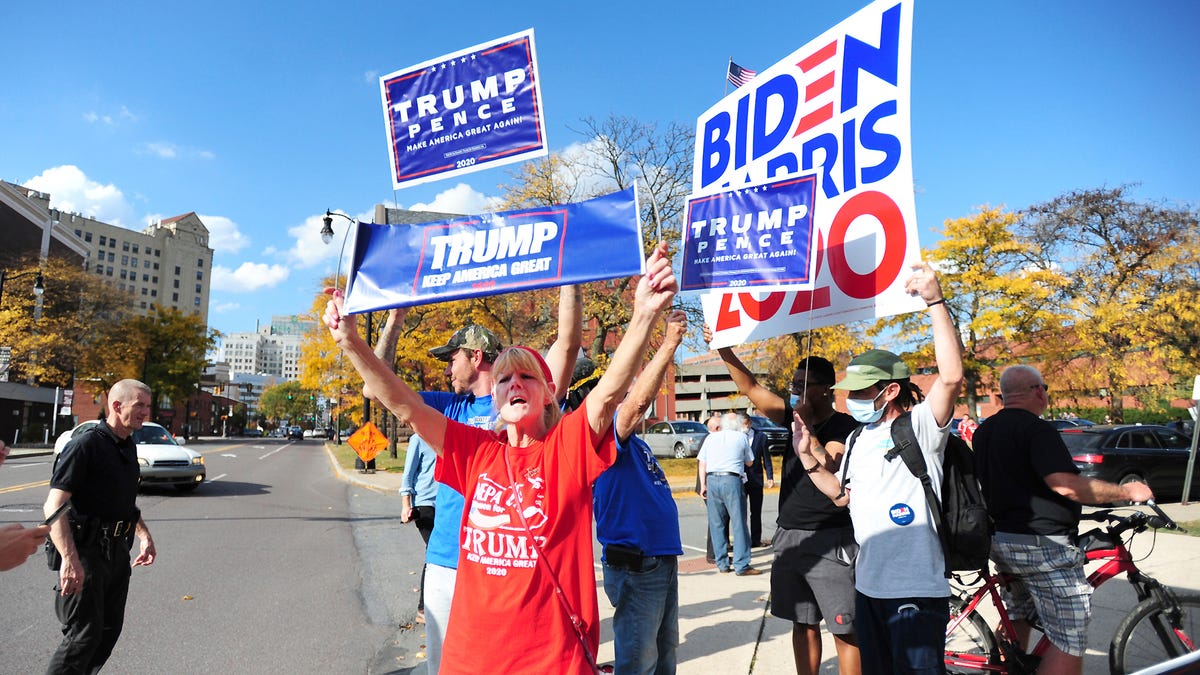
[749, 415, 792, 455]
[1060, 424, 1195, 501]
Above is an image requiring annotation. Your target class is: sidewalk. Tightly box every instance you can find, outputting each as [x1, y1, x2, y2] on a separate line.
[324, 442, 1200, 674]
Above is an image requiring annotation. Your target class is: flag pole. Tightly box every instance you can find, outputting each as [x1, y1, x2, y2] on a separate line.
[725, 56, 731, 97]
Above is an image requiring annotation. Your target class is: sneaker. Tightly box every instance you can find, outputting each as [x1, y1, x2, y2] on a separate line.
[736, 567, 763, 576]
[718, 566, 732, 573]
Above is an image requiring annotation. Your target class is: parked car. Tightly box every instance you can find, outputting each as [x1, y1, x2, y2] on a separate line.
[288, 425, 304, 440]
[641, 420, 709, 458]
[53, 421, 206, 492]
[1051, 418, 1097, 430]
[748, 415, 791, 455]
[1060, 424, 1196, 502]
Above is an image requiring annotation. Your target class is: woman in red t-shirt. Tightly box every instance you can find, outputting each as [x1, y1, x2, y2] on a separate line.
[322, 243, 677, 674]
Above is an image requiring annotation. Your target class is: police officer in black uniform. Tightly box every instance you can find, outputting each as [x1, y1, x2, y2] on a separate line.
[44, 379, 158, 674]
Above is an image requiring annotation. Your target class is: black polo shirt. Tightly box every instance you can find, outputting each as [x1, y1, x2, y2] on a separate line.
[51, 419, 141, 522]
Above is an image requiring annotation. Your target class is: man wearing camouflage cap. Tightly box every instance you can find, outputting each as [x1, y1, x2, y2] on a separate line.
[792, 262, 963, 675]
[367, 286, 580, 674]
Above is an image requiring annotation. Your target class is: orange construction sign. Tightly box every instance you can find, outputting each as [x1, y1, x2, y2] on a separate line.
[347, 422, 389, 463]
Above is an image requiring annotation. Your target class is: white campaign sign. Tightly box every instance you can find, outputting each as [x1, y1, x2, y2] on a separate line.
[691, 0, 923, 347]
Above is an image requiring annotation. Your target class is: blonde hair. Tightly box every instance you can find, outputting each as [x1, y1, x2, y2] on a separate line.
[491, 347, 562, 433]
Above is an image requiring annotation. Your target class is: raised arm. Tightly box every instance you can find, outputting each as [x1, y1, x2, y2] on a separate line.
[585, 242, 677, 437]
[324, 290, 448, 453]
[791, 414, 849, 507]
[615, 310, 687, 441]
[544, 285, 582, 402]
[905, 262, 963, 427]
[362, 307, 407, 402]
[703, 324, 787, 427]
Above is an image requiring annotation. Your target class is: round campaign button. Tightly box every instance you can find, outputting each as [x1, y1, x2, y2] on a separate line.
[889, 503, 915, 526]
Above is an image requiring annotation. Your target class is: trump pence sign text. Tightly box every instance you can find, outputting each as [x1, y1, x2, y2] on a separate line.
[380, 29, 548, 190]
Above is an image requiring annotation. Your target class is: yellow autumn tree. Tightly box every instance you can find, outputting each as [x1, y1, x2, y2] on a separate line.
[1019, 186, 1200, 416]
[875, 205, 1070, 413]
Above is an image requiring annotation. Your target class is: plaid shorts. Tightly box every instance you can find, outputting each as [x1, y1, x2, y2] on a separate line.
[991, 534, 1092, 656]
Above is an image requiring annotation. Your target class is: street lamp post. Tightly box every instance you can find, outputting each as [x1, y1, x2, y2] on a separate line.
[0, 269, 45, 306]
[321, 210, 374, 471]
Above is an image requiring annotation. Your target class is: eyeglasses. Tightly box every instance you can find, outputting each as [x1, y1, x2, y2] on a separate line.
[1030, 383, 1050, 393]
[788, 381, 829, 394]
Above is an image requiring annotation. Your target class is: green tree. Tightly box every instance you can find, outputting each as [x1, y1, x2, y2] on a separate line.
[131, 306, 218, 421]
[258, 380, 320, 426]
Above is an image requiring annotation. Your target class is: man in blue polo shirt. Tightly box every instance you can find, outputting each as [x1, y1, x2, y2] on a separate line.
[589, 310, 686, 675]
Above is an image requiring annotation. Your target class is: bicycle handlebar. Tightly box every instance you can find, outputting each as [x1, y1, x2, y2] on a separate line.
[1082, 500, 1185, 535]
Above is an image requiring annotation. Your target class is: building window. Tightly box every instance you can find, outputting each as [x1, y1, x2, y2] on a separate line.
[122, 255, 129, 265]
[152, 275, 158, 283]
[174, 266, 181, 275]
[173, 293, 179, 301]
[109, 239, 115, 248]
[151, 290, 157, 297]
[173, 279, 180, 289]
[106, 266, 113, 276]
[153, 263, 159, 270]
[142, 288, 148, 295]
[132, 244, 139, 254]
[120, 270, 128, 280]
[195, 283, 202, 293]
[143, 274, 149, 282]
[122, 242, 129, 251]
[99, 235, 107, 246]
[84, 232, 92, 242]
[144, 260, 150, 269]
[194, 297, 201, 307]
[196, 271, 203, 281]
[140, 301, 147, 309]
[131, 257, 137, 267]
[119, 283, 126, 291]
[197, 258, 204, 268]
[107, 252, 115, 262]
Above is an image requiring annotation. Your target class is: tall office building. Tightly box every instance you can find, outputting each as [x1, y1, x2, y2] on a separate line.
[219, 315, 316, 380]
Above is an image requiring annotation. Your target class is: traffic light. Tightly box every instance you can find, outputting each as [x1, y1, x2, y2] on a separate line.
[309, 394, 315, 401]
[287, 393, 293, 401]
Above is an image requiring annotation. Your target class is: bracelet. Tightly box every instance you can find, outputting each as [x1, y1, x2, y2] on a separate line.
[926, 298, 946, 307]
[804, 463, 822, 474]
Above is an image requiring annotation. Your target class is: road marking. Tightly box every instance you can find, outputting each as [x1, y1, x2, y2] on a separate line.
[0, 479, 50, 494]
[221, 453, 238, 458]
[259, 446, 286, 460]
[3, 461, 49, 470]
[682, 544, 706, 553]
[207, 473, 227, 482]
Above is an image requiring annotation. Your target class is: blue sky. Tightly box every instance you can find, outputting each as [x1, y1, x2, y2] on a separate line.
[3, 0, 1197, 344]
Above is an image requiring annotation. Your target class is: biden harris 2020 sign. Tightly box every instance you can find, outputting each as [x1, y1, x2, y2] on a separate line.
[380, 29, 548, 190]
[693, 0, 925, 348]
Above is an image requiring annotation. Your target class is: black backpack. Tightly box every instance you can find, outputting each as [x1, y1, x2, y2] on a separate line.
[842, 412, 991, 576]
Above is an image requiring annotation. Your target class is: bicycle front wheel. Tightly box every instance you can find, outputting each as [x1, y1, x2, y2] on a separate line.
[946, 599, 999, 673]
[1110, 592, 1200, 674]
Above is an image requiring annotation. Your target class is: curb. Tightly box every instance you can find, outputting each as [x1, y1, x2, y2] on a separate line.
[320, 442, 398, 496]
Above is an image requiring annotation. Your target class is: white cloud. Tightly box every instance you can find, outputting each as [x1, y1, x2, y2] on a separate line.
[82, 105, 138, 127]
[24, 165, 136, 227]
[198, 214, 250, 254]
[286, 211, 372, 269]
[143, 142, 178, 159]
[211, 301, 241, 313]
[406, 182, 501, 215]
[138, 142, 214, 160]
[211, 262, 290, 291]
[363, 69, 379, 83]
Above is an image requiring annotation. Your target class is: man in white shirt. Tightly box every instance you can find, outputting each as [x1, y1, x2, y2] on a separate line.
[698, 413, 759, 576]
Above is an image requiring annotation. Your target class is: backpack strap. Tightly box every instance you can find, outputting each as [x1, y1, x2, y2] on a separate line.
[889, 412, 950, 577]
[838, 425, 864, 500]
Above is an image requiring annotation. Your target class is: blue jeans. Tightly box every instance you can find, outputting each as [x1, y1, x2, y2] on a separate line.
[705, 474, 751, 572]
[602, 555, 679, 675]
[854, 592, 949, 675]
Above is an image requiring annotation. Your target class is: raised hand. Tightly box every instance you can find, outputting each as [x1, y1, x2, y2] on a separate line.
[634, 241, 678, 316]
[322, 287, 358, 345]
[663, 309, 687, 346]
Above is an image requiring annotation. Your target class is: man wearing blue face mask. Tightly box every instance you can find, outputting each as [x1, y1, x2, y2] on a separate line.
[792, 262, 963, 675]
[706, 322, 861, 675]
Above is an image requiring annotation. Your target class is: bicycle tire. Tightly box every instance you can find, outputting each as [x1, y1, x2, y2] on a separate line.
[1110, 591, 1200, 674]
[946, 598, 999, 673]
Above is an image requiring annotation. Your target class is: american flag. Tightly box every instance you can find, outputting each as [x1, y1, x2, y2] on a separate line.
[727, 61, 757, 88]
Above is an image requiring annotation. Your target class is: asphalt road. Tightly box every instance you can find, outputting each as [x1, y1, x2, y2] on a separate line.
[0, 438, 427, 674]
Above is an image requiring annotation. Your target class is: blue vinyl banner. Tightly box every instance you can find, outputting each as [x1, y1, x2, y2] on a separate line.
[343, 188, 644, 312]
[380, 29, 548, 190]
[680, 175, 817, 290]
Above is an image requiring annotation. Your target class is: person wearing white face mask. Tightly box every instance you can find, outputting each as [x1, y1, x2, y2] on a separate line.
[792, 261, 963, 675]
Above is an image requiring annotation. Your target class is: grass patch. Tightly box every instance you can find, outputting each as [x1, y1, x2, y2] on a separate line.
[327, 440, 407, 474]
[658, 455, 784, 486]
[1174, 520, 1200, 536]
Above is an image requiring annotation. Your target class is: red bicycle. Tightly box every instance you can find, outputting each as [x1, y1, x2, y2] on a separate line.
[944, 502, 1199, 674]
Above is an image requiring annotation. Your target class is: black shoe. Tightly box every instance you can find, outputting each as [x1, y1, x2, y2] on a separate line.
[706, 556, 716, 564]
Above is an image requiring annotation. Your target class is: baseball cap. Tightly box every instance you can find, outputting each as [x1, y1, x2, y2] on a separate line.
[429, 323, 502, 361]
[831, 349, 911, 391]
